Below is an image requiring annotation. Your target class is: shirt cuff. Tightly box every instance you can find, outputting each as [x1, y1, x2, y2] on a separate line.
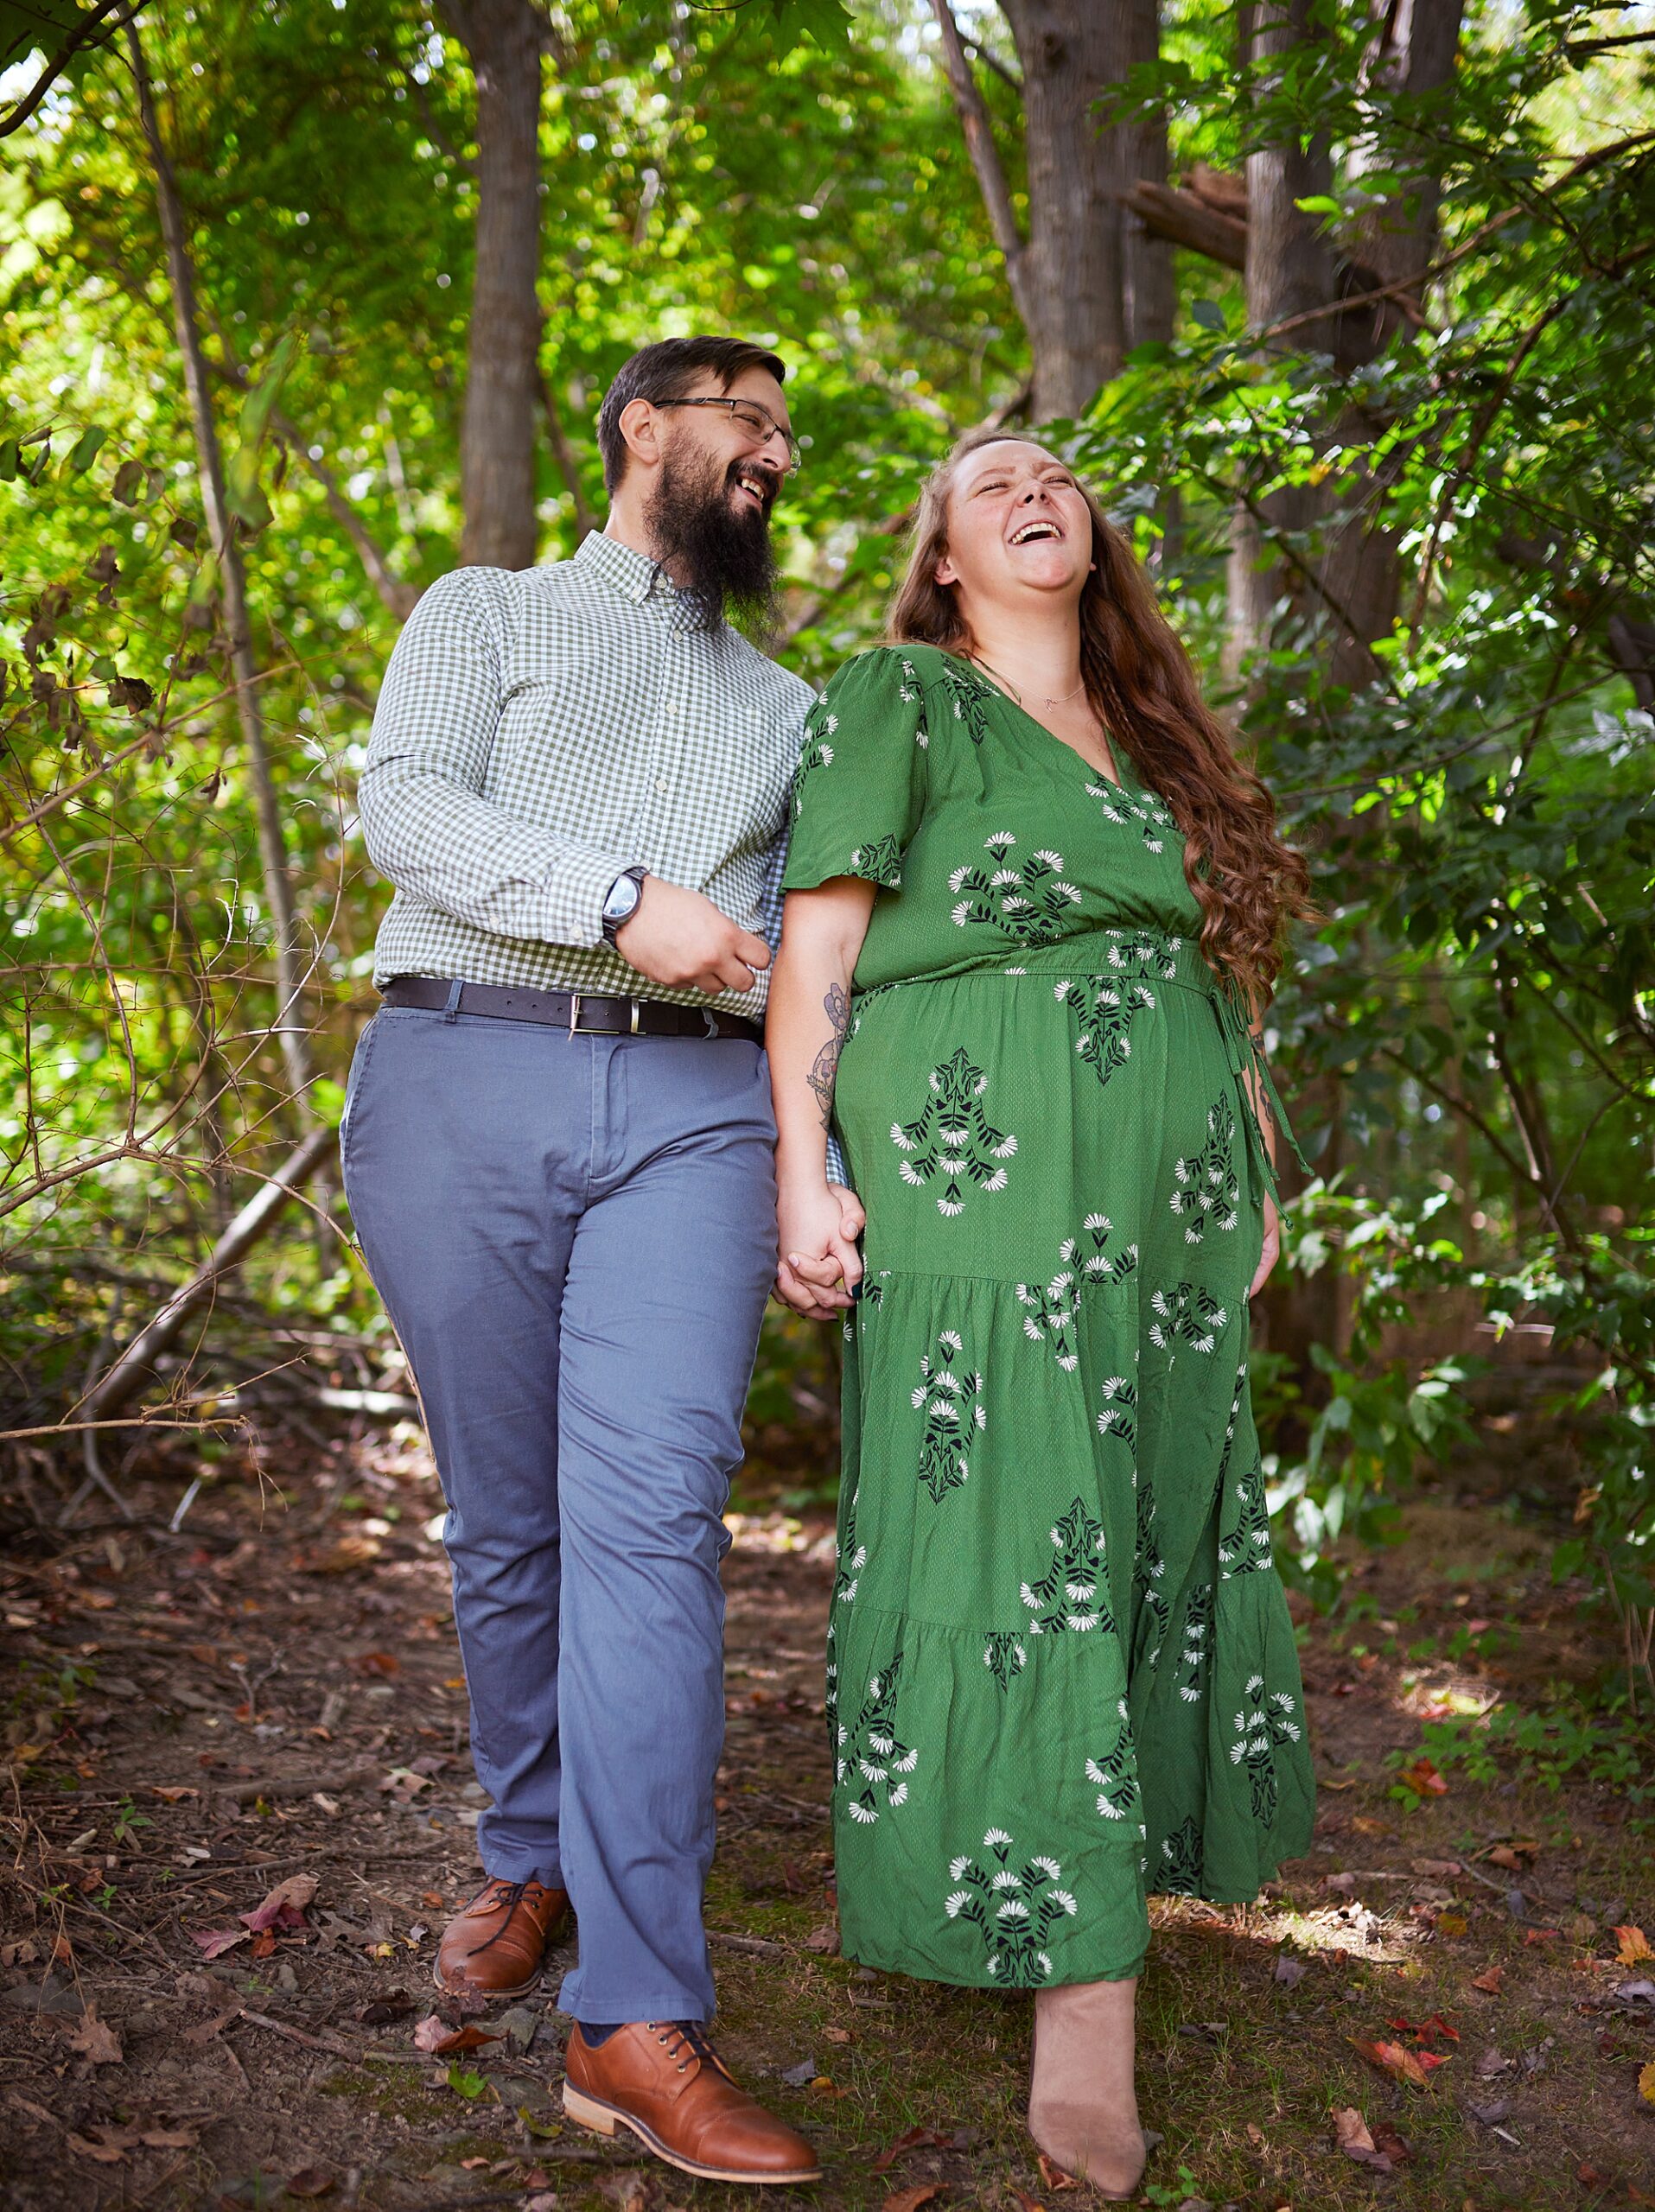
[825, 1131, 850, 1190]
[557, 849, 646, 950]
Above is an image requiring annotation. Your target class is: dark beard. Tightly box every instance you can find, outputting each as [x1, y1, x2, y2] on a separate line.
[644, 443, 780, 639]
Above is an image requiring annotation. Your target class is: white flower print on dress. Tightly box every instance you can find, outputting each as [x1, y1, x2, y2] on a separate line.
[891, 1047, 1017, 1215]
[940, 1830, 1075, 1985]
[912, 1332, 987, 1501]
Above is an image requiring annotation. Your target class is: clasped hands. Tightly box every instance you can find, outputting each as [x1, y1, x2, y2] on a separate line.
[775, 1177, 865, 1319]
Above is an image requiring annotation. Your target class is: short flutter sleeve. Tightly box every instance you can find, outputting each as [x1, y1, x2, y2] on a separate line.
[782, 648, 929, 893]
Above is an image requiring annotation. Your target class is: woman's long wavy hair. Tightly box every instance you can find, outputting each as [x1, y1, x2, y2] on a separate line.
[886, 428, 1314, 1007]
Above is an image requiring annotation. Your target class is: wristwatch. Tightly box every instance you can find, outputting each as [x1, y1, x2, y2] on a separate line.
[601, 868, 647, 946]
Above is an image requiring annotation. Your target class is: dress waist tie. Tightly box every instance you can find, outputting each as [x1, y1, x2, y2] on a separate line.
[1211, 981, 1309, 1215]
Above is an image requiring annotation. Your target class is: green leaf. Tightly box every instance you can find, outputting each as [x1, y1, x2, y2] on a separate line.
[445, 2062, 488, 2101]
[1294, 194, 1342, 217]
[223, 329, 300, 531]
[1189, 299, 1226, 334]
[0, 439, 17, 481]
[66, 424, 108, 474]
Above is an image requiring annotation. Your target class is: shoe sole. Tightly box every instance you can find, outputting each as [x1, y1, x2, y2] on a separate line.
[430, 1955, 542, 1999]
[563, 2082, 823, 2186]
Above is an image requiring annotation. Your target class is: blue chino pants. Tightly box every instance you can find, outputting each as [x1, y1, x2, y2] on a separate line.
[340, 1005, 779, 2023]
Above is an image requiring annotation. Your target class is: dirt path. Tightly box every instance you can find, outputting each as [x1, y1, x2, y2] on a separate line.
[3, 1433, 1651, 2212]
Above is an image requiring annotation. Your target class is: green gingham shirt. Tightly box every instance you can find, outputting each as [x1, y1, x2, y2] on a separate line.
[360, 531, 815, 1020]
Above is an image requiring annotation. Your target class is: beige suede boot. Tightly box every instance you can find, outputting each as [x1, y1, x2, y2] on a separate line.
[1027, 1977, 1146, 2199]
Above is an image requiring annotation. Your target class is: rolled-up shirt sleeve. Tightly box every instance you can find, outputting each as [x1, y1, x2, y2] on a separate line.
[358, 568, 639, 949]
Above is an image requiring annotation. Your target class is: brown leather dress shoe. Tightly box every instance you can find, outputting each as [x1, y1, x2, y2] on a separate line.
[563, 2019, 822, 2185]
[433, 1876, 570, 1998]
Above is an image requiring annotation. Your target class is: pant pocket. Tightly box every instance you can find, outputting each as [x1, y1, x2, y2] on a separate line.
[339, 1013, 382, 1174]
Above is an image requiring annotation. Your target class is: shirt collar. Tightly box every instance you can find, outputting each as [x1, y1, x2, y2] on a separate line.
[575, 529, 678, 609]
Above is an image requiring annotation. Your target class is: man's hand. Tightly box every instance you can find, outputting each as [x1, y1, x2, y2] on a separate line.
[775, 1179, 866, 1319]
[614, 876, 772, 997]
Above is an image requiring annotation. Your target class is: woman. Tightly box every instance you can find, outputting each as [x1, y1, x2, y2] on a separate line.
[766, 430, 1316, 2196]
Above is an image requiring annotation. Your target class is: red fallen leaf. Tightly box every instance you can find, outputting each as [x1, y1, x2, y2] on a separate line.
[249, 1929, 277, 1960]
[1036, 2151, 1080, 2189]
[1471, 1966, 1505, 1994]
[285, 2171, 336, 2199]
[1523, 1927, 1561, 1946]
[1614, 1924, 1653, 1966]
[871, 2126, 952, 2174]
[882, 2189, 944, 2212]
[240, 1872, 318, 1935]
[412, 2013, 503, 2056]
[1349, 2037, 1434, 2088]
[352, 1651, 401, 1677]
[1371, 2117, 1412, 2166]
[190, 1926, 251, 1960]
[1387, 2012, 1459, 2045]
[1397, 1758, 1448, 1797]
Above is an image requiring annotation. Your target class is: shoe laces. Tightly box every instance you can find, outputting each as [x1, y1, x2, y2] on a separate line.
[646, 2019, 722, 2075]
[463, 1877, 544, 1960]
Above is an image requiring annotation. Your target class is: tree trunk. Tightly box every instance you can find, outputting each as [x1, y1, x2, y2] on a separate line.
[442, 0, 544, 569]
[999, 0, 1127, 418]
[1226, 0, 1466, 683]
[126, 21, 313, 1113]
[1120, 0, 1173, 351]
[1225, 0, 1341, 676]
[1318, 0, 1467, 683]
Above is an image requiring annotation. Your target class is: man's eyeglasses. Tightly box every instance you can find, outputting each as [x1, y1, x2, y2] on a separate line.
[654, 396, 801, 474]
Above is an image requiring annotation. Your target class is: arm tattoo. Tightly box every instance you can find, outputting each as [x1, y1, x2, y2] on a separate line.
[807, 982, 850, 1130]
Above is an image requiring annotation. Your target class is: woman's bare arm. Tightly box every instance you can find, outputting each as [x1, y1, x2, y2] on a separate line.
[767, 879, 876, 1319]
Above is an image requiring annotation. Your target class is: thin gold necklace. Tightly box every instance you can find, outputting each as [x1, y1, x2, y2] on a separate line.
[967, 651, 1085, 709]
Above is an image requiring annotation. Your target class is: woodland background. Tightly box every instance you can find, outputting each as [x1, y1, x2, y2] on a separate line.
[2, 3, 1655, 2205]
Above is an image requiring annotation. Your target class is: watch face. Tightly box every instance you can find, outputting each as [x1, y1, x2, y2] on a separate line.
[605, 875, 640, 922]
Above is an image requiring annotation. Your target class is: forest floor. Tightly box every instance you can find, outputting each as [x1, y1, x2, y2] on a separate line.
[3, 1423, 1652, 2212]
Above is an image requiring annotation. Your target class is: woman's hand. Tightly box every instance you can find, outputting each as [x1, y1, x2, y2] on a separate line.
[1248, 1192, 1281, 1299]
[775, 1178, 866, 1319]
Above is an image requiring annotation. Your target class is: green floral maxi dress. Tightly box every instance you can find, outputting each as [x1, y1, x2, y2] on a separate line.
[780, 644, 1315, 1990]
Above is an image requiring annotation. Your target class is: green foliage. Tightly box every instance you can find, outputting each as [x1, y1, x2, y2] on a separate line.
[0, 0, 1650, 1716]
[1392, 1698, 1652, 1811]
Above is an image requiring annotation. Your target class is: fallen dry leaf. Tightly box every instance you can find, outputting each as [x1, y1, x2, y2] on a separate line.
[67, 2126, 142, 2163]
[1639, 2059, 1655, 2107]
[240, 1872, 318, 1934]
[803, 1922, 839, 1955]
[871, 2126, 952, 2173]
[1036, 2150, 1079, 2189]
[824, 2024, 853, 2044]
[182, 2007, 241, 2046]
[309, 1534, 383, 1573]
[412, 2013, 502, 2056]
[1614, 1924, 1652, 1967]
[353, 1650, 401, 1677]
[1349, 2037, 1434, 2088]
[1471, 1966, 1505, 1995]
[190, 1926, 250, 1960]
[882, 2188, 944, 2212]
[67, 2003, 124, 2066]
[284, 2171, 336, 2199]
[1332, 2106, 1391, 2171]
[1397, 1758, 1448, 1797]
[150, 1784, 197, 1802]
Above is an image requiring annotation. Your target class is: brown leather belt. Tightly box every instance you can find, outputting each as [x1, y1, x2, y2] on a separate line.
[380, 975, 763, 1046]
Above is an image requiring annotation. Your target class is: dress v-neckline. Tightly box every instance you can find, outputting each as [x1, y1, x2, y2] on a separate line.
[939, 647, 1135, 795]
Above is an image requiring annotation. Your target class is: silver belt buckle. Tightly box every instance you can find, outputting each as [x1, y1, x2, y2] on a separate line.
[630, 1001, 642, 1036]
[567, 991, 582, 1037]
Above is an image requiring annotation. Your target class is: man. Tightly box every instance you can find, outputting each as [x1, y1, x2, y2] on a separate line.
[344, 337, 837, 2187]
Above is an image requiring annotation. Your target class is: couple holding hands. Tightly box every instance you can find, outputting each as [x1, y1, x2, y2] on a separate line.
[344, 334, 1314, 2195]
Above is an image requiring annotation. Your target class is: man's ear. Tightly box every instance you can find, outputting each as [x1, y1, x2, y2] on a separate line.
[617, 396, 661, 473]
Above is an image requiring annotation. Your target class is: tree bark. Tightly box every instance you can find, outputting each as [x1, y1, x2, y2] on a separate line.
[1119, 0, 1173, 351]
[127, 20, 313, 1111]
[999, 0, 1124, 417]
[933, 1, 1168, 423]
[442, 0, 544, 570]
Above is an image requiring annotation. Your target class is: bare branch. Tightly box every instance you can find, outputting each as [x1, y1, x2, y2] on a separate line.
[78, 1122, 341, 1426]
[0, 0, 143, 138]
[1124, 180, 1247, 270]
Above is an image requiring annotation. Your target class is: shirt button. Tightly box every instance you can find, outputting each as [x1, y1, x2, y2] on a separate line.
[662, 700, 678, 717]
[654, 778, 669, 794]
